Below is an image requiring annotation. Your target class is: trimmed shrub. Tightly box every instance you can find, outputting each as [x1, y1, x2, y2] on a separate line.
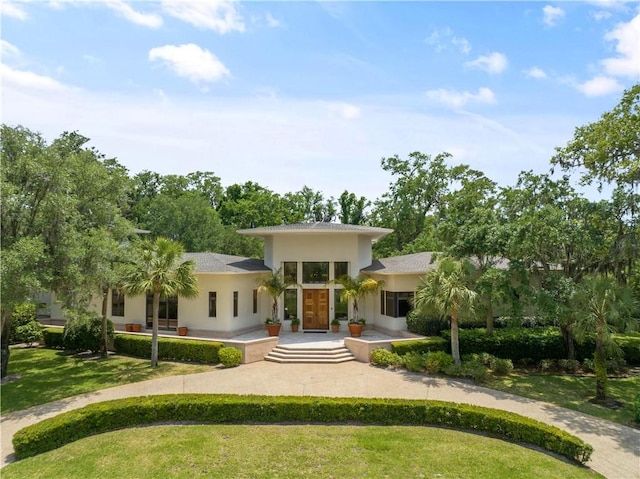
[63, 310, 113, 353]
[424, 351, 453, 374]
[218, 347, 242, 368]
[42, 328, 65, 349]
[113, 334, 223, 364]
[370, 348, 402, 368]
[391, 337, 447, 356]
[12, 394, 593, 464]
[14, 322, 43, 346]
[445, 359, 489, 383]
[10, 302, 42, 345]
[405, 310, 449, 336]
[402, 352, 427, 372]
[613, 333, 640, 366]
[490, 357, 514, 375]
[558, 359, 580, 374]
[634, 393, 640, 423]
[538, 359, 557, 372]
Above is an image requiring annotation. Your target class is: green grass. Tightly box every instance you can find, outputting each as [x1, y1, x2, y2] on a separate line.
[487, 372, 640, 426]
[1, 346, 214, 414]
[2, 424, 602, 479]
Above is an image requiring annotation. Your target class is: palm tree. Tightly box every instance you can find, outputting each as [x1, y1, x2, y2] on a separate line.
[413, 257, 478, 365]
[257, 268, 297, 323]
[572, 275, 637, 401]
[330, 274, 383, 324]
[121, 237, 198, 367]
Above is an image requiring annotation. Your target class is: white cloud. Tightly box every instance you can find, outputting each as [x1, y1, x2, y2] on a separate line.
[452, 36, 471, 54]
[265, 12, 281, 28]
[542, 5, 565, 27]
[426, 87, 496, 109]
[465, 52, 508, 74]
[1, 64, 68, 91]
[1, 1, 28, 20]
[601, 13, 640, 78]
[161, 0, 245, 34]
[426, 27, 452, 53]
[525, 67, 547, 79]
[148, 43, 230, 84]
[1, 40, 21, 58]
[331, 103, 361, 120]
[575, 76, 623, 96]
[104, 0, 163, 28]
[590, 11, 612, 21]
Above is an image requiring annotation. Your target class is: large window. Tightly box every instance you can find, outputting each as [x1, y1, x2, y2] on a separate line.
[112, 289, 125, 317]
[334, 261, 348, 279]
[334, 290, 348, 320]
[381, 291, 414, 318]
[209, 292, 217, 318]
[284, 289, 298, 320]
[303, 262, 329, 284]
[146, 295, 177, 330]
[284, 262, 297, 283]
[233, 291, 238, 317]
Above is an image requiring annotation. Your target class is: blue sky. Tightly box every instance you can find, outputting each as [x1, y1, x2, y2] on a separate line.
[2, 1, 639, 201]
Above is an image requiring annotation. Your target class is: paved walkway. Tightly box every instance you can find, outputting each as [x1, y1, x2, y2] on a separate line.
[2, 361, 639, 478]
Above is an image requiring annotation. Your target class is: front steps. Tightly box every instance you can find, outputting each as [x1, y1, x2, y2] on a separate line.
[265, 344, 356, 364]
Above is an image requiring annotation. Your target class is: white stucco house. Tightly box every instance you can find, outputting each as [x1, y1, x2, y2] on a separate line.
[43, 223, 438, 338]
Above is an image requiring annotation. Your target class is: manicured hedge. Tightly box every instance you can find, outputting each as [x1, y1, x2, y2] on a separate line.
[42, 328, 64, 349]
[12, 394, 593, 464]
[391, 337, 448, 356]
[613, 333, 640, 365]
[113, 334, 223, 364]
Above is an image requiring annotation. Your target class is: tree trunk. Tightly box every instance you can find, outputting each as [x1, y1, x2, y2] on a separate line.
[353, 300, 359, 323]
[485, 298, 494, 335]
[152, 292, 160, 368]
[560, 325, 576, 360]
[594, 323, 608, 401]
[100, 287, 110, 359]
[1, 312, 12, 379]
[450, 313, 461, 365]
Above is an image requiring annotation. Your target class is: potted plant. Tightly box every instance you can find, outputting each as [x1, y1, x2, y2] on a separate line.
[329, 274, 383, 337]
[331, 318, 340, 333]
[264, 318, 281, 336]
[131, 323, 142, 333]
[177, 326, 188, 336]
[257, 268, 299, 337]
[348, 318, 366, 337]
[290, 316, 300, 332]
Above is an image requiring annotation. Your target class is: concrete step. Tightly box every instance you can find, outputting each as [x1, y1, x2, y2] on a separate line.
[265, 345, 356, 364]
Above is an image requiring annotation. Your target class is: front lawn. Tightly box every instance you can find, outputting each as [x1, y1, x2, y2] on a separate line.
[487, 372, 640, 426]
[2, 424, 602, 479]
[1, 346, 214, 414]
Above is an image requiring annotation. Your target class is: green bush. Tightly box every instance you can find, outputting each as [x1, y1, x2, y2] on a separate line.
[538, 359, 557, 372]
[63, 310, 113, 353]
[445, 359, 489, 383]
[10, 303, 42, 345]
[218, 347, 242, 368]
[113, 334, 223, 364]
[42, 328, 64, 349]
[370, 348, 402, 367]
[613, 333, 640, 365]
[12, 394, 593, 464]
[402, 352, 427, 372]
[14, 322, 43, 346]
[391, 337, 447, 356]
[405, 310, 449, 336]
[634, 393, 640, 423]
[490, 357, 514, 375]
[424, 351, 453, 374]
[558, 359, 580, 374]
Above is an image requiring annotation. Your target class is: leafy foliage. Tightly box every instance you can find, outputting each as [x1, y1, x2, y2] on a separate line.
[63, 310, 114, 353]
[113, 334, 222, 364]
[218, 347, 242, 368]
[370, 348, 403, 367]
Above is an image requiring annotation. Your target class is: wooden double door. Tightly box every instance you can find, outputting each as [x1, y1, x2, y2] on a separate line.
[303, 289, 329, 330]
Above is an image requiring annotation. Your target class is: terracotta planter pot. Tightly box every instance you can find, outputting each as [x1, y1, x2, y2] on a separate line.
[131, 324, 142, 333]
[177, 326, 188, 336]
[331, 325, 340, 333]
[266, 323, 282, 337]
[125, 323, 134, 332]
[348, 323, 363, 338]
[291, 324, 299, 333]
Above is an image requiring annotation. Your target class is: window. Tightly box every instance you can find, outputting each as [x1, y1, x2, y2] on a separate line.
[284, 262, 297, 283]
[381, 291, 414, 318]
[146, 295, 177, 330]
[284, 289, 297, 320]
[334, 261, 348, 279]
[334, 289, 348, 320]
[233, 291, 238, 317]
[253, 289, 258, 314]
[112, 289, 125, 317]
[302, 262, 329, 284]
[209, 292, 217, 318]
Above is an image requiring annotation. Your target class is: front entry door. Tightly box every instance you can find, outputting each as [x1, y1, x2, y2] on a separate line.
[303, 289, 329, 330]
